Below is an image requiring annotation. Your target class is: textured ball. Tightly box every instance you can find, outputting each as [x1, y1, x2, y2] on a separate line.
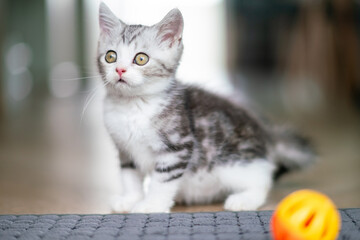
[271, 190, 341, 240]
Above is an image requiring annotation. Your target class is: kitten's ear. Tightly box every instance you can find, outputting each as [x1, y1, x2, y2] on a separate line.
[99, 2, 124, 34]
[155, 9, 184, 47]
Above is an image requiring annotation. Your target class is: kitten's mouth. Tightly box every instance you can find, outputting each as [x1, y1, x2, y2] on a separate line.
[118, 78, 127, 84]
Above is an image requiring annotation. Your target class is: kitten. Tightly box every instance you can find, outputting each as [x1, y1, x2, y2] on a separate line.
[97, 3, 315, 213]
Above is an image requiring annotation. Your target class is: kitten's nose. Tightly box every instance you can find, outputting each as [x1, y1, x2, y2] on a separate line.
[116, 68, 126, 77]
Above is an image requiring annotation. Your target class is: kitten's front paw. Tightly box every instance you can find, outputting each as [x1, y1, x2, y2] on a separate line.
[131, 200, 171, 213]
[111, 195, 142, 213]
[224, 192, 265, 211]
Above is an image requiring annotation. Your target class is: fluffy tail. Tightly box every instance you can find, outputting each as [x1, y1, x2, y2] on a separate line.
[269, 126, 316, 180]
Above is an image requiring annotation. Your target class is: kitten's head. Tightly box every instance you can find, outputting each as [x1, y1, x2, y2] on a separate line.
[97, 3, 184, 97]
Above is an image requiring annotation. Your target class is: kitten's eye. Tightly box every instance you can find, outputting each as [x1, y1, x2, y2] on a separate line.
[105, 50, 117, 63]
[133, 53, 149, 66]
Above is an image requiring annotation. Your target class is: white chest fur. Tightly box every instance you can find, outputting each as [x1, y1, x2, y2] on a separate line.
[103, 95, 165, 173]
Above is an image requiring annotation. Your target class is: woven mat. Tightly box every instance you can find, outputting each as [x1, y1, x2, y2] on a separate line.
[0, 209, 359, 240]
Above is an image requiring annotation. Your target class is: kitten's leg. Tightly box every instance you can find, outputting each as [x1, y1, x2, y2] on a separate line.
[217, 160, 275, 211]
[131, 154, 186, 213]
[111, 152, 144, 212]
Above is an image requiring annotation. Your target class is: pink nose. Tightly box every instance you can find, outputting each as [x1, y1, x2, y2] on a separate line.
[116, 68, 126, 77]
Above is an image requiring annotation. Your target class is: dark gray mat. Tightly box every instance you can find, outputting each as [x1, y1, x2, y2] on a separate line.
[0, 209, 359, 240]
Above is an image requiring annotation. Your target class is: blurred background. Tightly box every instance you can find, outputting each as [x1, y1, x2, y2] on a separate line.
[0, 0, 359, 214]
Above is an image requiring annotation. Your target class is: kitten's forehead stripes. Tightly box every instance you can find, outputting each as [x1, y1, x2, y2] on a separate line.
[128, 29, 143, 44]
[120, 24, 146, 45]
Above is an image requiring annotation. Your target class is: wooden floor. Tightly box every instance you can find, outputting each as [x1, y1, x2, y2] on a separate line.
[0, 93, 359, 214]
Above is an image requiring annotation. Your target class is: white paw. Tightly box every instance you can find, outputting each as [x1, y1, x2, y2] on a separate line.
[131, 200, 172, 213]
[111, 194, 142, 213]
[224, 192, 265, 211]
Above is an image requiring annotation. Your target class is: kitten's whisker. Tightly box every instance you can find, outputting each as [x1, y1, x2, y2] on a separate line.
[81, 70, 105, 75]
[80, 81, 110, 123]
[83, 80, 108, 106]
[79, 66, 101, 71]
[53, 75, 103, 82]
[83, 73, 104, 77]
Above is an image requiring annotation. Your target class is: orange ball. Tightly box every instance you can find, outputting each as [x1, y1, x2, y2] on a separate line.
[271, 190, 341, 240]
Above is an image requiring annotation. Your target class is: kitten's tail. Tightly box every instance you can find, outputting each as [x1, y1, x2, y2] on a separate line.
[269, 126, 316, 180]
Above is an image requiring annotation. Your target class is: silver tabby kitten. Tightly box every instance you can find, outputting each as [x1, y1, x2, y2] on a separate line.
[97, 3, 315, 213]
